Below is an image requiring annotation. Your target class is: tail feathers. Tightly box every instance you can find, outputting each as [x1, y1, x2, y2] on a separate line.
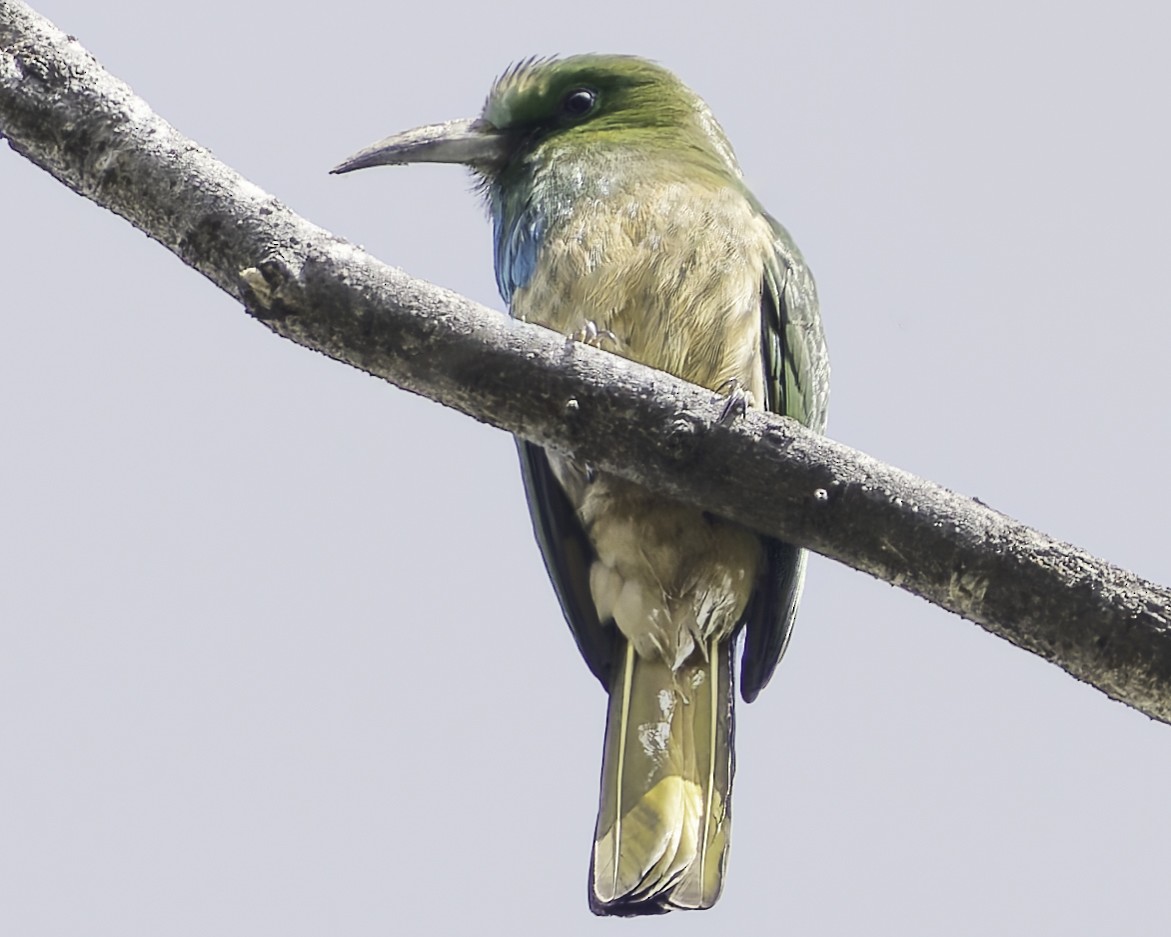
[589, 638, 735, 915]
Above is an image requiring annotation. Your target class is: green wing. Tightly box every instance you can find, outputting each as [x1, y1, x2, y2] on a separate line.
[739, 212, 830, 702]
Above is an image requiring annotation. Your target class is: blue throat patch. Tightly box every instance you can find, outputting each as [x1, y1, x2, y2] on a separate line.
[491, 197, 545, 305]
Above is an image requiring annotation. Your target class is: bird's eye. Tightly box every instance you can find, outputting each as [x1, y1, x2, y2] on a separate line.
[561, 88, 598, 118]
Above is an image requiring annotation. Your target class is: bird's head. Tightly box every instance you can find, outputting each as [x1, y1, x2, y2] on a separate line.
[331, 55, 741, 185]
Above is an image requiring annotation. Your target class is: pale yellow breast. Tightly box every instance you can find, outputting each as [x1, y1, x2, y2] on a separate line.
[511, 180, 773, 401]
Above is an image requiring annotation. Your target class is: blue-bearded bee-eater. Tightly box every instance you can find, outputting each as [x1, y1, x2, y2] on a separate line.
[333, 55, 829, 915]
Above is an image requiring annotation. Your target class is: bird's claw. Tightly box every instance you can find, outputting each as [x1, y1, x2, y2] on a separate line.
[566, 320, 620, 350]
[715, 378, 755, 425]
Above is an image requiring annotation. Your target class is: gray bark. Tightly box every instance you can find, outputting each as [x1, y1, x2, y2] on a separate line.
[2, 0, 1169, 721]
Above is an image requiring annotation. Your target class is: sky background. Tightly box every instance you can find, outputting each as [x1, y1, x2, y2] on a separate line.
[4, 1, 1171, 934]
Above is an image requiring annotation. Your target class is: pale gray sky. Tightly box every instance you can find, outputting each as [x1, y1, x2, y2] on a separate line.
[4, 1, 1171, 934]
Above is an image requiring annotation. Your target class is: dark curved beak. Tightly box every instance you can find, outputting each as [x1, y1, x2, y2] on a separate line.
[330, 118, 507, 174]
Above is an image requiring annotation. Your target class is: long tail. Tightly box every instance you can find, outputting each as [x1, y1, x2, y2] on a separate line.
[589, 637, 735, 915]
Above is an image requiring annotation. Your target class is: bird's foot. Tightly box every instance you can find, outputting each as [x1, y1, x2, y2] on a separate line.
[565, 320, 620, 350]
[715, 378, 755, 425]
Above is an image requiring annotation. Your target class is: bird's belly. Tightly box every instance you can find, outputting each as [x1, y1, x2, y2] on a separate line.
[515, 189, 771, 668]
[548, 460, 761, 670]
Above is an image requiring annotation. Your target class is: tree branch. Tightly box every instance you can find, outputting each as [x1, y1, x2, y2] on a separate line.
[3, 0, 1169, 722]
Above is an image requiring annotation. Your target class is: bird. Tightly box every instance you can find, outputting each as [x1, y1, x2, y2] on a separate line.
[332, 55, 829, 915]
